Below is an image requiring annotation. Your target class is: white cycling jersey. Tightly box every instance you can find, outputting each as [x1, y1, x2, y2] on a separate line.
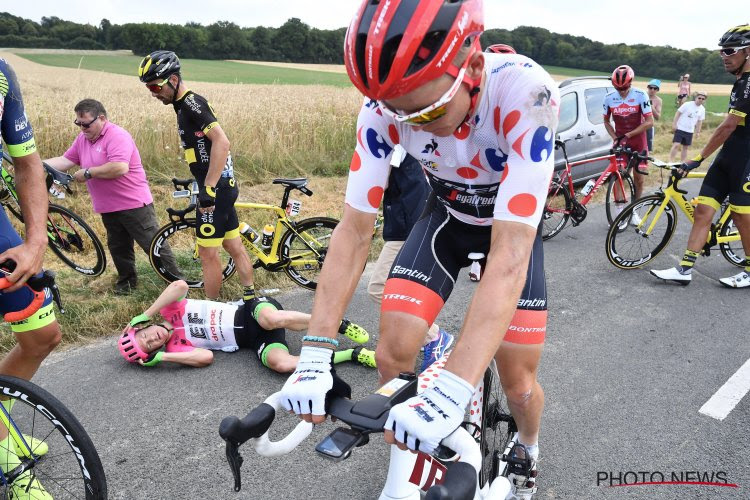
[345, 52, 560, 228]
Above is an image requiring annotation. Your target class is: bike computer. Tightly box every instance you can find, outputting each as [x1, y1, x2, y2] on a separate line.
[315, 427, 365, 462]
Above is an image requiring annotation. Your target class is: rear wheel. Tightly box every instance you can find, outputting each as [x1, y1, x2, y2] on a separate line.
[604, 171, 636, 225]
[46, 204, 106, 276]
[149, 219, 236, 288]
[605, 195, 677, 269]
[280, 217, 338, 290]
[541, 181, 572, 241]
[477, 361, 514, 489]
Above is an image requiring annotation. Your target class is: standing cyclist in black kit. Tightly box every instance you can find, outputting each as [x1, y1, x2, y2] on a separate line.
[138, 51, 255, 300]
[651, 24, 750, 288]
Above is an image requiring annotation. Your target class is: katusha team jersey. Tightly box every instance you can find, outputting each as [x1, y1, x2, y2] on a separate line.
[159, 298, 240, 353]
[602, 87, 652, 136]
[345, 52, 559, 228]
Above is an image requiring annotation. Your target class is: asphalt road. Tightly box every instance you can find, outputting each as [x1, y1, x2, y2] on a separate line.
[33, 180, 749, 499]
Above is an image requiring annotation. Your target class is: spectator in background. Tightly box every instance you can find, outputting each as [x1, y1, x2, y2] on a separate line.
[669, 92, 706, 163]
[677, 74, 692, 107]
[45, 99, 178, 295]
[646, 79, 663, 153]
[367, 145, 453, 372]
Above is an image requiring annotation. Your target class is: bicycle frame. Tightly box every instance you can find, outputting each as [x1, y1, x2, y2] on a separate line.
[0, 403, 37, 482]
[554, 149, 638, 207]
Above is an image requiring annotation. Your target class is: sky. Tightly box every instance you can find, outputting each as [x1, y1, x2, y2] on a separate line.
[3, 1, 733, 51]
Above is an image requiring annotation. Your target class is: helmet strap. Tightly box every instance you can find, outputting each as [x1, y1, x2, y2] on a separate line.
[167, 74, 182, 104]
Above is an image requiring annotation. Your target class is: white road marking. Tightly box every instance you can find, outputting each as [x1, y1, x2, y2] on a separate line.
[699, 358, 750, 421]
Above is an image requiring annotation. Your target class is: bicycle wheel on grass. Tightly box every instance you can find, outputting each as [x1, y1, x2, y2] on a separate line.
[719, 216, 746, 268]
[0, 375, 107, 499]
[604, 171, 636, 225]
[541, 181, 572, 241]
[477, 361, 514, 488]
[606, 195, 677, 269]
[149, 219, 236, 288]
[46, 204, 106, 277]
[280, 217, 338, 290]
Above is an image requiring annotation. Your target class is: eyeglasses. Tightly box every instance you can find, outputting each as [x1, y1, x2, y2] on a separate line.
[145, 77, 171, 93]
[73, 116, 100, 129]
[647, 86, 659, 90]
[719, 45, 749, 57]
[378, 53, 473, 126]
[696, 96, 706, 100]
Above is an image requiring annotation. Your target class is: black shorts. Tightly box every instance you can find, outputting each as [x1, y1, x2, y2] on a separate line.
[672, 129, 693, 146]
[646, 127, 654, 152]
[382, 196, 548, 344]
[196, 176, 240, 247]
[697, 136, 750, 212]
[234, 297, 288, 364]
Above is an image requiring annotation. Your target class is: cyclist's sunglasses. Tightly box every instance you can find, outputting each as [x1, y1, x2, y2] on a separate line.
[378, 54, 473, 126]
[73, 116, 100, 129]
[145, 77, 171, 93]
[647, 85, 659, 90]
[719, 45, 749, 57]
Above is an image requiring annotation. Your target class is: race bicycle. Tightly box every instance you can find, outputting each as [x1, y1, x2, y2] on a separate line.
[149, 178, 338, 290]
[219, 354, 534, 499]
[1, 151, 106, 277]
[542, 141, 649, 240]
[605, 160, 744, 269]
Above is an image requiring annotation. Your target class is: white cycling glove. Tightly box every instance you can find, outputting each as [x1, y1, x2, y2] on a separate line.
[280, 346, 334, 417]
[385, 369, 475, 454]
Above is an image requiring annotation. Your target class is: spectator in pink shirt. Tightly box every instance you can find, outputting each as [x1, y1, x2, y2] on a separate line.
[45, 99, 178, 294]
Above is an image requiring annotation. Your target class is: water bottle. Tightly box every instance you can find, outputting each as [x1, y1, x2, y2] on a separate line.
[49, 182, 65, 199]
[261, 224, 275, 249]
[239, 222, 260, 245]
[580, 179, 596, 196]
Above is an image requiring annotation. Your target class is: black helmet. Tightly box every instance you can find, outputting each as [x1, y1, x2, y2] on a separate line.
[718, 24, 750, 47]
[138, 50, 181, 82]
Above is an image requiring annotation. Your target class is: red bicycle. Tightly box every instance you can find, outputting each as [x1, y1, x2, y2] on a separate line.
[542, 140, 648, 240]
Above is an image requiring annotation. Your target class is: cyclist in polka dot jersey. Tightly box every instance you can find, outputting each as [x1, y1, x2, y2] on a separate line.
[281, 2, 557, 495]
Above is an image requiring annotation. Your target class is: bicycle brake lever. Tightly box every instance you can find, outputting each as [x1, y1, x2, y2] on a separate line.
[224, 440, 244, 492]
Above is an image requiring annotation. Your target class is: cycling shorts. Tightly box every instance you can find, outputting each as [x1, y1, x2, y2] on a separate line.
[235, 297, 288, 367]
[0, 210, 55, 333]
[697, 136, 750, 213]
[382, 196, 547, 345]
[195, 176, 240, 247]
[621, 134, 649, 169]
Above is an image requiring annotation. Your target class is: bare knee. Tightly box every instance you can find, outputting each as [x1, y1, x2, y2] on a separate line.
[266, 350, 296, 374]
[15, 323, 62, 359]
[256, 308, 282, 330]
[503, 379, 539, 409]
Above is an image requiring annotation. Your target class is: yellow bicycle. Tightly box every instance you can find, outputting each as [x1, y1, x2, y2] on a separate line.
[605, 160, 745, 269]
[149, 178, 338, 290]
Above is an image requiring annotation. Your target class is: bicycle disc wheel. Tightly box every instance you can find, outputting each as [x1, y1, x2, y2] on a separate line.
[0, 375, 107, 499]
[46, 204, 106, 277]
[604, 171, 636, 225]
[541, 181, 572, 241]
[477, 361, 513, 489]
[606, 195, 677, 269]
[719, 215, 746, 268]
[148, 218, 236, 288]
[280, 217, 338, 290]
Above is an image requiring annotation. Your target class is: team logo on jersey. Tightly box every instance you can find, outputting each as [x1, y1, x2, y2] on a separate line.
[534, 87, 552, 107]
[14, 114, 28, 132]
[194, 131, 204, 137]
[420, 159, 439, 172]
[485, 148, 508, 172]
[364, 128, 393, 159]
[422, 139, 440, 156]
[530, 127, 554, 162]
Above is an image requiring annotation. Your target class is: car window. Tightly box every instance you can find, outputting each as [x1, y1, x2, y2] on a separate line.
[558, 92, 578, 132]
[584, 87, 610, 125]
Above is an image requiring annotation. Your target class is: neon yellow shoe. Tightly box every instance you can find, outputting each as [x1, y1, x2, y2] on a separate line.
[13, 435, 48, 458]
[352, 346, 376, 368]
[10, 471, 52, 499]
[338, 319, 369, 344]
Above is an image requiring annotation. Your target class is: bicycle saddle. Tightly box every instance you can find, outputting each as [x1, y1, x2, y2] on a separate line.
[272, 178, 308, 188]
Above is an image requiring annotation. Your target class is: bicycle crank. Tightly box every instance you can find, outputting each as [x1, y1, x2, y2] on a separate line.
[570, 201, 587, 226]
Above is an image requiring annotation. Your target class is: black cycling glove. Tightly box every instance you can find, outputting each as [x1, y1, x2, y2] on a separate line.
[198, 185, 217, 208]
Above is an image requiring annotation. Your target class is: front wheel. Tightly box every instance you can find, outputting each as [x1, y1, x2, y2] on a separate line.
[605, 195, 677, 269]
[0, 375, 107, 499]
[477, 361, 514, 489]
[604, 171, 636, 225]
[149, 219, 236, 288]
[46, 204, 106, 276]
[280, 217, 338, 290]
[719, 213, 746, 268]
[541, 181, 572, 241]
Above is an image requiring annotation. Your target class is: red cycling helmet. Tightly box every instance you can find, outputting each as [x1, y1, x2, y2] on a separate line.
[485, 43, 516, 54]
[611, 65, 634, 90]
[118, 327, 150, 363]
[344, 0, 484, 101]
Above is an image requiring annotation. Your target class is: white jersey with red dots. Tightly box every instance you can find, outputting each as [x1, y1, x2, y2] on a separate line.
[345, 52, 560, 228]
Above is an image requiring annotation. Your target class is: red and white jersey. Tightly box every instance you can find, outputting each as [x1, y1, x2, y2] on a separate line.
[345, 53, 560, 228]
[602, 88, 652, 135]
[160, 298, 239, 353]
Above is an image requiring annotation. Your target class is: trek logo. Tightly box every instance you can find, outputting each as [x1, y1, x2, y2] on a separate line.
[408, 402, 434, 422]
[409, 453, 447, 491]
[421, 396, 451, 420]
[436, 11, 469, 68]
[383, 293, 423, 305]
[372, 0, 391, 36]
[391, 265, 431, 283]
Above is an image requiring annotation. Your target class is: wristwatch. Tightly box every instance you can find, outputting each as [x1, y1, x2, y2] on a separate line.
[83, 169, 92, 180]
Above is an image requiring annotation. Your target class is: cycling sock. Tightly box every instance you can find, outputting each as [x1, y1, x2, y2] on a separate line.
[333, 349, 353, 364]
[424, 323, 440, 344]
[242, 286, 256, 302]
[521, 443, 539, 461]
[678, 250, 699, 273]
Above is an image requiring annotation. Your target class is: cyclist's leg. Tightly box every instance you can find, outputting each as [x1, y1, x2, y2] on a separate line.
[218, 179, 254, 294]
[367, 240, 404, 305]
[720, 155, 750, 284]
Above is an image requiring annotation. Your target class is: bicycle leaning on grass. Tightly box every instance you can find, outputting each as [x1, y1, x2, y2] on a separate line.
[1, 151, 107, 277]
[149, 177, 338, 290]
[605, 159, 745, 270]
[542, 140, 649, 240]
[219, 353, 535, 500]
